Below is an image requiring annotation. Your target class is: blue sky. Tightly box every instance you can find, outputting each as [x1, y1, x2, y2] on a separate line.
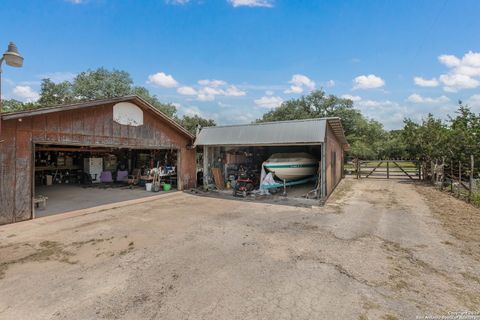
[1, 0, 480, 129]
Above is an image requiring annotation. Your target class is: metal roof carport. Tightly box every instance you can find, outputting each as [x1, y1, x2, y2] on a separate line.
[194, 117, 348, 200]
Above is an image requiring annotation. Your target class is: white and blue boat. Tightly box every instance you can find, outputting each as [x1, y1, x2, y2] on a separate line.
[263, 153, 318, 181]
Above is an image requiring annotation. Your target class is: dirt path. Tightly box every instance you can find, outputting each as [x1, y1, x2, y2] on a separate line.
[0, 178, 479, 319]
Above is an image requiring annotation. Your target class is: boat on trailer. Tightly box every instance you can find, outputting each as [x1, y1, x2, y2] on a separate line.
[263, 153, 318, 181]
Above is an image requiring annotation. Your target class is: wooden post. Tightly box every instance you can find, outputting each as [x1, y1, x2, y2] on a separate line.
[418, 161, 422, 180]
[450, 160, 453, 192]
[469, 155, 474, 202]
[440, 157, 445, 190]
[203, 146, 210, 191]
[431, 160, 435, 183]
[459, 161, 462, 182]
[459, 161, 462, 197]
[356, 159, 360, 179]
[387, 161, 390, 179]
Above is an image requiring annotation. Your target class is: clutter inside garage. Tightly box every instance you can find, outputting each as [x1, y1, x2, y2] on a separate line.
[34, 144, 178, 216]
[200, 145, 322, 200]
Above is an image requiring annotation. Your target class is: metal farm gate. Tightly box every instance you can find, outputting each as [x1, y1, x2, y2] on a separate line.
[353, 160, 420, 180]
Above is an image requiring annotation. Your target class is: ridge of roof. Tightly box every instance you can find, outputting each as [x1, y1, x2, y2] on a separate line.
[200, 117, 340, 130]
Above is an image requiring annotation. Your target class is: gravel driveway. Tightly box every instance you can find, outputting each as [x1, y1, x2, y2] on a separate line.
[1, 178, 479, 319]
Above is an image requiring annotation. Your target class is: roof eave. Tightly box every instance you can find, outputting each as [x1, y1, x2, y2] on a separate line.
[1, 95, 194, 140]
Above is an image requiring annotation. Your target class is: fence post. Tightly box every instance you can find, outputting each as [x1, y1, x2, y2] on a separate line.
[450, 160, 453, 192]
[469, 155, 474, 202]
[387, 161, 390, 179]
[440, 157, 445, 190]
[355, 158, 360, 179]
[459, 161, 462, 197]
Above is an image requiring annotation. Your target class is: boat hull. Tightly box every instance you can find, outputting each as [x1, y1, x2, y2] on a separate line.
[263, 153, 318, 181]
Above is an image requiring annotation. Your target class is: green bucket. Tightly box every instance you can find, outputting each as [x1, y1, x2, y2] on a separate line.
[162, 183, 172, 191]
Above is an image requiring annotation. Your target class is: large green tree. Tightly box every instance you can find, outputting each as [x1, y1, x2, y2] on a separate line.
[2, 99, 38, 112]
[38, 79, 74, 106]
[4, 67, 213, 128]
[257, 90, 390, 159]
[176, 115, 216, 135]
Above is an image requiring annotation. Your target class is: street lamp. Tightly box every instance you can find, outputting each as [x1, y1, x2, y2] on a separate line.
[0, 41, 24, 137]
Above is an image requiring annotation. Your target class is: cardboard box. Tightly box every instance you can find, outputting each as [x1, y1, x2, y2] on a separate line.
[46, 175, 53, 186]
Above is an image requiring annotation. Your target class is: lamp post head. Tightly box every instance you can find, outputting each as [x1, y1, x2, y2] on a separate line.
[3, 42, 23, 68]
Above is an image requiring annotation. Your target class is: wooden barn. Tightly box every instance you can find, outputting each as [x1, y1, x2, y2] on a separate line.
[0, 95, 196, 225]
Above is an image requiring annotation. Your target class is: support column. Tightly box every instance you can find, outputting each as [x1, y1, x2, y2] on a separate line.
[203, 146, 210, 190]
[321, 142, 326, 200]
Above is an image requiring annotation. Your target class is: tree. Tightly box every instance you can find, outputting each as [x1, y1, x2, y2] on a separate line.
[257, 89, 390, 159]
[2, 99, 38, 112]
[73, 68, 133, 100]
[4, 67, 216, 133]
[257, 90, 353, 122]
[176, 115, 216, 134]
[401, 114, 449, 161]
[131, 86, 176, 117]
[448, 102, 480, 164]
[38, 79, 74, 106]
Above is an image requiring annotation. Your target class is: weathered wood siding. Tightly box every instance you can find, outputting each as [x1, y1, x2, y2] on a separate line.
[0, 102, 196, 225]
[325, 123, 344, 197]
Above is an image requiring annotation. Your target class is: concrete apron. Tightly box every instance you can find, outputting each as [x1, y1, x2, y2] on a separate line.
[27, 191, 183, 226]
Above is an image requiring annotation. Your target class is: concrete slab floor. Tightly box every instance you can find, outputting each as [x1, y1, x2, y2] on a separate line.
[195, 182, 321, 208]
[34, 184, 175, 217]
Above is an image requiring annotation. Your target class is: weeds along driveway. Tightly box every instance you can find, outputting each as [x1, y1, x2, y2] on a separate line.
[0, 178, 479, 319]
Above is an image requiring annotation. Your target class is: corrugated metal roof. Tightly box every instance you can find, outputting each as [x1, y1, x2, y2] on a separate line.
[195, 117, 347, 146]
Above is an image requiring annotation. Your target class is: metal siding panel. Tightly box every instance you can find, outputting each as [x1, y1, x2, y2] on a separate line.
[195, 118, 327, 145]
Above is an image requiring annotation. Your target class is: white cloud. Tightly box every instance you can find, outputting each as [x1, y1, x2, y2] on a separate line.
[254, 95, 283, 109]
[198, 79, 226, 87]
[12, 85, 40, 102]
[407, 93, 450, 104]
[190, 81, 247, 101]
[352, 74, 385, 90]
[413, 76, 439, 87]
[228, 0, 274, 8]
[438, 54, 461, 68]
[357, 99, 397, 108]
[197, 93, 215, 102]
[182, 106, 203, 117]
[39, 71, 76, 83]
[265, 90, 274, 96]
[468, 94, 480, 109]
[223, 85, 246, 97]
[218, 101, 230, 108]
[285, 85, 303, 94]
[285, 74, 315, 94]
[439, 74, 479, 92]
[147, 72, 178, 88]
[165, 0, 190, 4]
[177, 86, 197, 96]
[325, 80, 335, 87]
[340, 94, 362, 102]
[437, 51, 480, 92]
[200, 86, 222, 96]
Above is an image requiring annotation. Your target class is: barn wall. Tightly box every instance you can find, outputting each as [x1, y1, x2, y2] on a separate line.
[0, 102, 195, 225]
[325, 123, 344, 197]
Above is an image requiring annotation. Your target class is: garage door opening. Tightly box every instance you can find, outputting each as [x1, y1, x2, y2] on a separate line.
[200, 144, 323, 203]
[33, 143, 179, 217]
[194, 118, 349, 204]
